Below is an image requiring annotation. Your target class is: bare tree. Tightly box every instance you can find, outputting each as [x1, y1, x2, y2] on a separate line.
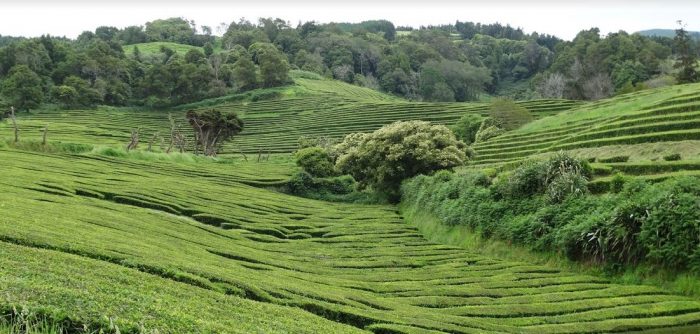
[332, 64, 354, 83]
[209, 53, 225, 80]
[583, 73, 614, 101]
[42, 124, 48, 146]
[147, 132, 159, 152]
[126, 128, 140, 151]
[167, 113, 187, 153]
[538, 73, 567, 99]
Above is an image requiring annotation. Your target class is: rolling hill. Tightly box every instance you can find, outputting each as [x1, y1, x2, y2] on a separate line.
[2, 71, 582, 154]
[469, 83, 700, 191]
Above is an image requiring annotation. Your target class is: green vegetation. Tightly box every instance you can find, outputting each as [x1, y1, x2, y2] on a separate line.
[185, 108, 244, 156]
[450, 113, 484, 145]
[674, 22, 700, 84]
[1, 15, 693, 114]
[335, 121, 467, 200]
[470, 83, 700, 174]
[2, 147, 700, 333]
[0, 75, 581, 154]
[294, 146, 336, 177]
[123, 41, 204, 57]
[1, 15, 700, 334]
[402, 154, 700, 275]
[1, 65, 43, 112]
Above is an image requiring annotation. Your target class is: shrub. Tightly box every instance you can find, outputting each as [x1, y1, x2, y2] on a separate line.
[403, 154, 700, 273]
[285, 171, 358, 200]
[497, 160, 547, 198]
[286, 171, 314, 195]
[294, 147, 335, 177]
[610, 173, 627, 193]
[313, 175, 356, 195]
[450, 114, 483, 145]
[497, 152, 590, 201]
[663, 153, 682, 161]
[488, 99, 534, 130]
[638, 177, 700, 270]
[543, 151, 593, 182]
[335, 121, 467, 201]
[546, 171, 589, 203]
[474, 124, 505, 143]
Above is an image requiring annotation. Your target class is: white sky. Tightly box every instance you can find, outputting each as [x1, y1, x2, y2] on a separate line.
[1, 0, 699, 41]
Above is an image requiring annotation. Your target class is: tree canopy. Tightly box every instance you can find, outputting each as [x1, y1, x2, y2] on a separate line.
[186, 109, 244, 156]
[0, 16, 693, 111]
[1, 65, 43, 111]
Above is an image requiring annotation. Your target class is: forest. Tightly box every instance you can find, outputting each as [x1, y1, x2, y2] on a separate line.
[0, 17, 696, 111]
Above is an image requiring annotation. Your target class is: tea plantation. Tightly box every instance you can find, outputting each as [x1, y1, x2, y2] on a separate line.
[469, 83, 700, 189]
[0, 73, 582, 154]
[2, 148, 700, 333]
[2, 77, 700, 333]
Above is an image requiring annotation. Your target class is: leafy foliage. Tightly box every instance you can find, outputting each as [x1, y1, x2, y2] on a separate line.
[294, 147, 335, 177]
[674, 22, 699, 84]
[185, 109, 244, 156]
[487, 98, 534, 130]
[403, 152, 700, 272]
[450, 113, 483, 145]
[335, 121, 467, 200]
[1, 65, 43, 111]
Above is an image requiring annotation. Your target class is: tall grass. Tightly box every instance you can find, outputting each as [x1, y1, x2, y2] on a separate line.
[4, 140, 92, 154]
[1, 310, 64, 334]
[89, 146, 206, 164]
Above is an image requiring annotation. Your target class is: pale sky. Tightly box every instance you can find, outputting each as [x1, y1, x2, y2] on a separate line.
[1, 0, 699, 41]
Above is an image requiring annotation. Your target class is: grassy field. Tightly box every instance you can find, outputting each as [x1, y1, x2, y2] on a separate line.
[2, 147, 700, 333]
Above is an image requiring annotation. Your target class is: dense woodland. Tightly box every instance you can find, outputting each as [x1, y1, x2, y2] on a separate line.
[0, 17, 697, 111]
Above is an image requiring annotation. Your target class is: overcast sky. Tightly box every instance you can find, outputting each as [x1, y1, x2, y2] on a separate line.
[1, 0, 699, 41]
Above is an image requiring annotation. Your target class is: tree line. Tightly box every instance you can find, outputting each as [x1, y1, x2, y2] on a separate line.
[1, 17, 698, 112]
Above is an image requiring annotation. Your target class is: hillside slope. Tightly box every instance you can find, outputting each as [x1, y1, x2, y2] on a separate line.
[2, 148, 700, 333]
[470, 83, 700, 189]
[2, 74, 581, 154]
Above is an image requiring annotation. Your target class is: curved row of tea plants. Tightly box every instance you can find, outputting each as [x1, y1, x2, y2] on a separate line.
[1, 148, 700, 333]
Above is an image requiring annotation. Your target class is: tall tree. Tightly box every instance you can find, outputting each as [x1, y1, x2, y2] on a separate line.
[1, 65, 43, 111]
[232, 56, 258, 91]
[674, 21, 699, 84]
[258, 48, 290, 87]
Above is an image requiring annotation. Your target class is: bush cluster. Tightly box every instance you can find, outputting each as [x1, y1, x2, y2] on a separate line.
[450, 114, 483, 145]
[402, 153, 700, 273]
[493, 152, 592, 203]
[336, 121, 467, 201]
[286, 171, 355, 197]
[294, 147, 336, 177]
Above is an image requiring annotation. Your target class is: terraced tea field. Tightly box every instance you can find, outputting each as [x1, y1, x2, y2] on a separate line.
[470, 83, 700, 189]
[1, 75, 581, 154]
[2, 147, 700, 333]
